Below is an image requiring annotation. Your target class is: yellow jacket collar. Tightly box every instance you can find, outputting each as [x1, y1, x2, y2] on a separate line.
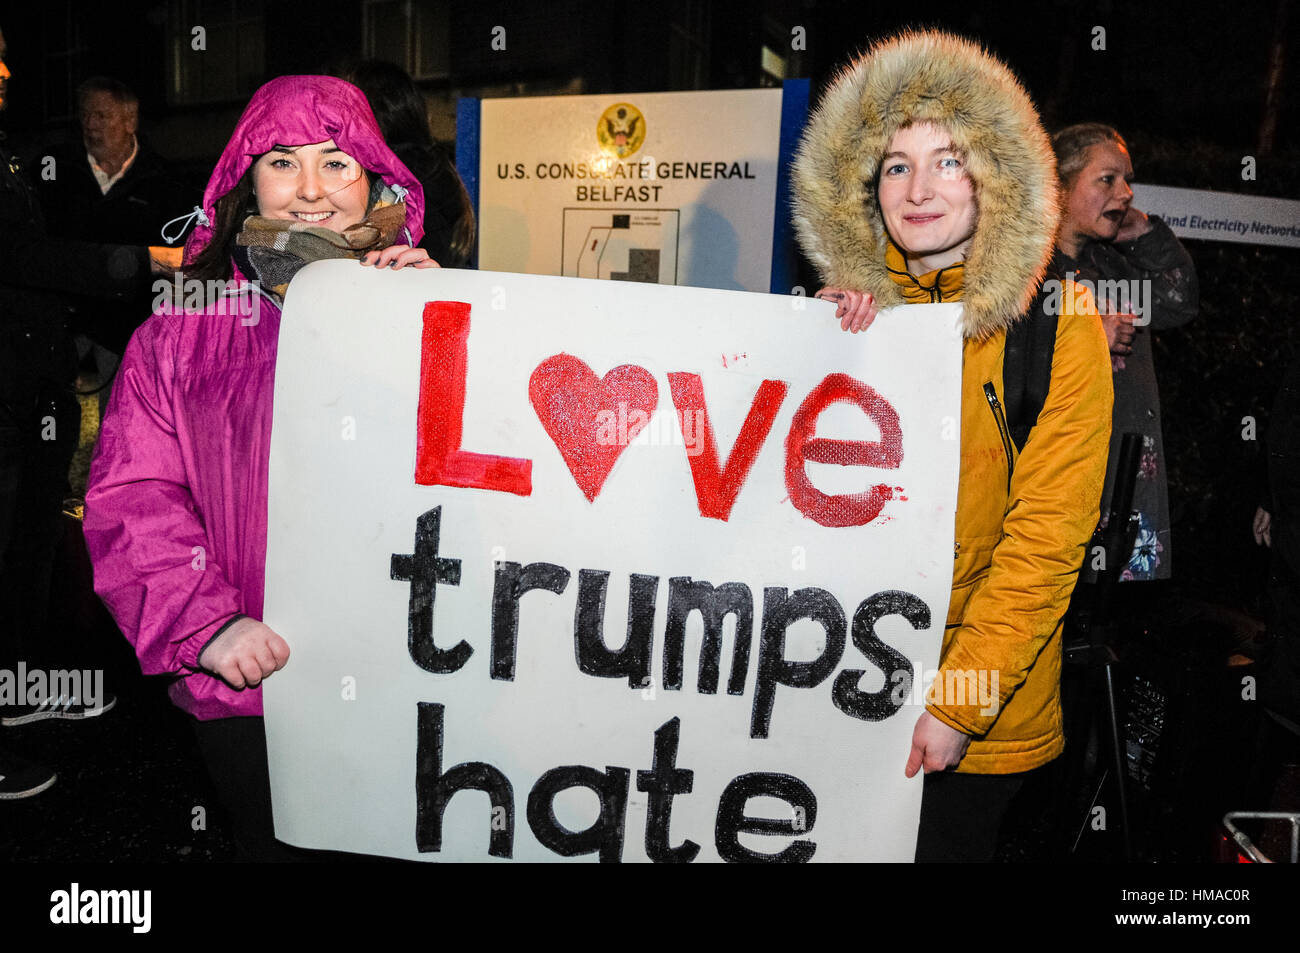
[885, 241, 966, 304]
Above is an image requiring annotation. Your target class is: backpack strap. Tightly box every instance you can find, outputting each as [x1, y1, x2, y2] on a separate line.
[1003, 259, 1064, 453]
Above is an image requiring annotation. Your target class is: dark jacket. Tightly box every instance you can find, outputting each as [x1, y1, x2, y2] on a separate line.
[35, 138, 195, 353]
[38, 138, 195, 247]
[1059, 217, 1198, 580]
[0, 130, 152, 424]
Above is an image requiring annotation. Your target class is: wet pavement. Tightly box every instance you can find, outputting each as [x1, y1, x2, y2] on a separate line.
[1, 650, 237, 862]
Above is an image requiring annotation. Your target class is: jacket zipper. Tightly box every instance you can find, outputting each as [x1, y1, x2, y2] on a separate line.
[983, 381, 1015, 493]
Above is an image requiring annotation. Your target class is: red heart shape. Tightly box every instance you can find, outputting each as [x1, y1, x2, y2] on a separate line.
[529, 354, 659, 502]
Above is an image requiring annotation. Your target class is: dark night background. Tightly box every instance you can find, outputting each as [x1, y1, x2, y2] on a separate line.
[1, 0, 1297, 868]
[2, 0, 1294, 613]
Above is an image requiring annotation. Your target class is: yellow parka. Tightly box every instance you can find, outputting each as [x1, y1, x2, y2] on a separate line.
[791, 31, 1113, 773]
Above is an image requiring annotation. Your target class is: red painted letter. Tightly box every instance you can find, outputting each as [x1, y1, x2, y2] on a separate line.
[667, 373, 788, 521]
[784, 374, 902, 527]
[414, 300, 532, 495]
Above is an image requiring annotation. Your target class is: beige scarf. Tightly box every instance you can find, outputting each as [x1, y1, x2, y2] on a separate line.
[233, 198, 407, 301]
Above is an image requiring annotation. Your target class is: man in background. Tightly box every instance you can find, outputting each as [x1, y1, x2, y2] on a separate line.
[39, 77, 192, 376]
[0, 26, 179, 797]
[42, 78, 191, 248]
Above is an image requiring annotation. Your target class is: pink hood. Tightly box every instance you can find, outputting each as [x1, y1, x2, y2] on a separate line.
[184, 74, 425, 263]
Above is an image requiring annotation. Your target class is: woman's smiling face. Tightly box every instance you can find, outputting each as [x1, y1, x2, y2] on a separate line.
[877, 121, 978, 273]
[251, 140, 369, 232]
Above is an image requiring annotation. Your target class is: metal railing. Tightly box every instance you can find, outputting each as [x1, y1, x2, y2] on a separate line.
[1223, 811, 1300, 863]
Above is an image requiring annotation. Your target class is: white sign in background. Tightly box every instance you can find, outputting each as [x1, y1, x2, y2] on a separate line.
[1133, 183, 1300, 248]
[478, 89, 784, 292]
[263, 263, 963, 862]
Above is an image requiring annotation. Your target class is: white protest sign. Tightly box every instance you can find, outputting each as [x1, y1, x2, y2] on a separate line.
[478, 89, 785, 291]
[1132, 183, 1300, 248]
[262, 262, 962, 862]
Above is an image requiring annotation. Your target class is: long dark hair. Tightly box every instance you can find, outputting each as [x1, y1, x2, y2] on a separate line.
[345, 60, 476, 265]
[187, 169, 255, 282]
[348, 60, 435, 153]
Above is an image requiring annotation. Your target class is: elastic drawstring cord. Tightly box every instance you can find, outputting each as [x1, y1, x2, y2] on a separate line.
[390, 185, 416, 247]
[160, 205, 212, 245]
[222, 280, 276, 306]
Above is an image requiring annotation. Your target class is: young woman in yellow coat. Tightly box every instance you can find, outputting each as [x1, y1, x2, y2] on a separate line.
[792, 31, 1113, 860]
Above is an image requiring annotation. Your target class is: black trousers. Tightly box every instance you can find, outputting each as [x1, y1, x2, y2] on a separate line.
[0, 384, 79, 674]
[915, 769, 1029, 862]
[191, 715, 401, 863]
[191, 715, 303, 862]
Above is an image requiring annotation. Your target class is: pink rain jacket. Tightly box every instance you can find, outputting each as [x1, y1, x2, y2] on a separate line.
[84, 76, 424, 720]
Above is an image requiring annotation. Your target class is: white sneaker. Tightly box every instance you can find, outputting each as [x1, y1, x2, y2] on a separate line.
[0, 693, 117, 726]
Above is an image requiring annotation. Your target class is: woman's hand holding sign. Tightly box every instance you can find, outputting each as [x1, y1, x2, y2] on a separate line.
[361, 245, 440, 269]
[817, 287, 879, 333]
[905, 710, 971, 776]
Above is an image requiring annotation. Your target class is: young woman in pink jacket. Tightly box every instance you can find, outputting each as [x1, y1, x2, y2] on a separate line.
[84, 74, 437, 859]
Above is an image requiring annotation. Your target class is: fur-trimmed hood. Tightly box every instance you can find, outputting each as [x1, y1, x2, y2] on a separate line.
[791, 31, 1059, 339]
